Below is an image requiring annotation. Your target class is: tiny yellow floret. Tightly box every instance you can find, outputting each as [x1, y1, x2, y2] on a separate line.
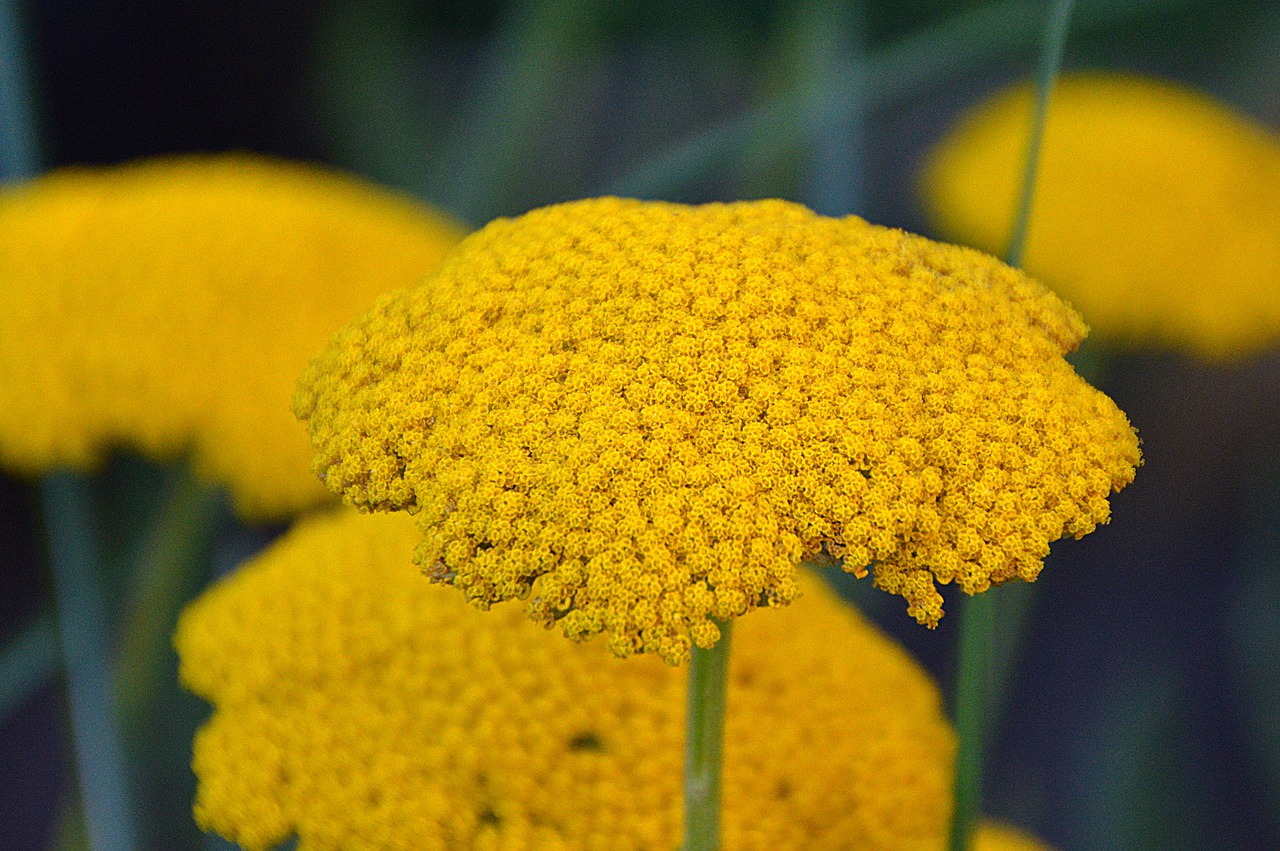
[176, 510, 956, 850]
[922, 72, 1280, 359]
[0, 154, 464, 519]
[296, 197, 1139, 662]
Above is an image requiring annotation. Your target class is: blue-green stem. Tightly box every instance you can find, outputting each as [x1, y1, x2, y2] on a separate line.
[42, 472, 139, 851]
[424, 0, 606, 224]
[684, 619, 733, 851]
[0, 0, 49, 724]
[0, 0, 37, 181]
[1004, 0, 1075, 268]
[313, 0, 435, 198]
[949, 3, 1074, 850]
[114, 468, 223, 738]
[793, 0, 867, 218]
[0, 613, 57, 721]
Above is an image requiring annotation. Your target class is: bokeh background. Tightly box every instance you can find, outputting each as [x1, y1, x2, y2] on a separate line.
[2, 1, 1279, 849]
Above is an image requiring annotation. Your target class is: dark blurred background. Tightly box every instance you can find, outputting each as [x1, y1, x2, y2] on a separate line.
[3, 1, 1279, 849]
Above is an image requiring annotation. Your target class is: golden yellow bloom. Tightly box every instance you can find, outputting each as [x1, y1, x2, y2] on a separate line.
[296, 198, 1139, 662]
[973, 822, 1054, 851]
[921, 72, 1280, 359]
[176, 509, 955, 851]
[0, 154, 463, 519]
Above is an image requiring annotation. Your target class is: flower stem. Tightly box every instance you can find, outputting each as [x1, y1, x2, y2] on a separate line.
[792, 0, 867, 218]
[684, 619, 733, 851]
[1005, 0, 1076, 267]
[948, 591, 996, 851]
[114, 469, 223, 740]
[0, 612, 57, 722]
[948, 3, 1074, 850]
[42, 471, 139, 851]
[0, 0, 38, 181]
[424, 0, 607, 224]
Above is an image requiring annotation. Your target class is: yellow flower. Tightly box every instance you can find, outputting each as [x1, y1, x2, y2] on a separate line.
[973, 822, 1054, 851]
[0, 154, 464, 520]
[176, 509, 956, 851]
[295, 198, 1139, 663]
[921, 72, 1280, 359]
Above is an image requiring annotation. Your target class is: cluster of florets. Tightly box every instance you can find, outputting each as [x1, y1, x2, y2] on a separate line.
[176, 510, 956, 850]
[0, 154, 462, 519]
[296, 197, 1139, 663]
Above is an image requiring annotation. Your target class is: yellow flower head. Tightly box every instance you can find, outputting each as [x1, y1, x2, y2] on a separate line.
[0, 154, 464, 520]
[921, 72, 1280, 359]
[295, 198, 1139, 662]
[176, 509, 956, 851]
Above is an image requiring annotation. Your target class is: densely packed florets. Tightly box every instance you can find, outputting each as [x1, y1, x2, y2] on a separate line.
[0, 154, 463, 519]
[296, 197, 1139, 662]
[922, 72, 1280, 359]
[176, 510, 956, 850]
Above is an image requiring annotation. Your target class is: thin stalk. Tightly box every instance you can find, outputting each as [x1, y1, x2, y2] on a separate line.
[42, 472, 139, 851]
[312, 0, 433, 198]
[423, 0, 605, 224]
[1004, 0, 1075, 267]
[949, 592, 996, 851]
[0, 0, 38, 180]
[0, 613, 57, 721]
[607, 0, 1190, 199]
[795, 0, 867, 218]
[949, 3, 1075, 850]
[114, 469, 223, 739]
[683, 619, 733, 851]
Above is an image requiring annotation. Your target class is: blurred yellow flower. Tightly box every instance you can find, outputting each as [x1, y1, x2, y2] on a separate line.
[921, 72, 1280, 359]
[0, 154, 464, 519]
[973, 821, 1054, 851]
[296, 198, 1139, 662]
[176, 509, 956, 851]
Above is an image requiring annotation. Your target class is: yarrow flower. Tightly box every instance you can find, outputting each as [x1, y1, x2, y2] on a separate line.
[295, 197, 1139, 663]
[921, 72, 1280, 359]
[177, 509, 960, 850]
[0, 154, 463, 519]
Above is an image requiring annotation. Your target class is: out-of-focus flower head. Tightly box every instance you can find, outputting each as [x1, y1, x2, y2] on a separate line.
[295, 197, 1139, 663]
[974, 822, 1055, 851]
[922, 72, 1280, 360]
[176, 509, 957, 850]
[0, 154, 464, 519]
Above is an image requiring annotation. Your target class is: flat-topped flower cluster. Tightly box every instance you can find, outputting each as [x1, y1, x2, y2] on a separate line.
[295, 197, 1140, 663]
[176, 511, 956, 850]
[0, 154, 463, 519]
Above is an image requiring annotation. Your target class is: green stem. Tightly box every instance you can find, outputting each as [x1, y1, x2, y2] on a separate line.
[948, 592, 997, 851]
[606, 0, 1186, 199]
[0, 612, 57, 722]
[424, 0, 605, 224]
[42, 472, 139, 851]
[984, 581, 1039, 742]
[949, 3, 1074, 849]
[684, 619, 733, 851]
[794, 0, 867, 218]
[114, 469, 223, 740]
[0, 0, 38, 180]
[1004, 0, 1076, 267]
[312, 0, 434, 198]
